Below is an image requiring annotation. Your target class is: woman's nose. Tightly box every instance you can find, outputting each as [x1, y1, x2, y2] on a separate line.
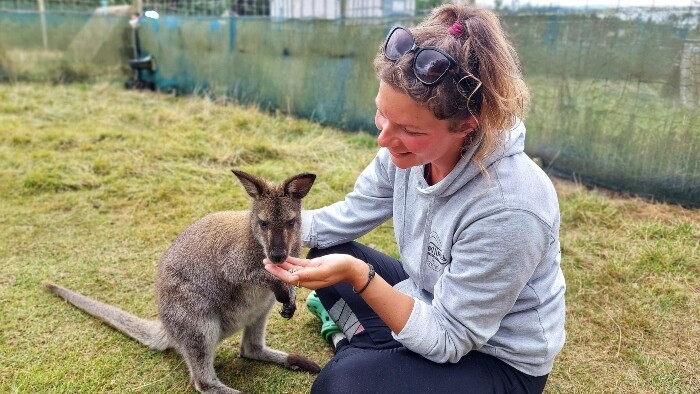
[378, 116, 404, 145]
[377, 126, 393, 147]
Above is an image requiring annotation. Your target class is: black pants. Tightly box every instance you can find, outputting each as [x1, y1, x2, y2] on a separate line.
[309, 242, 548, 394]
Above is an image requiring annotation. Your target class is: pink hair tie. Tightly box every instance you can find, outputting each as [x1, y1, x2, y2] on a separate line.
[448, 21, 465, 37]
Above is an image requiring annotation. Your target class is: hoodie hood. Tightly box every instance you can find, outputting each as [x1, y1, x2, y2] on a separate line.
[413, 119, 526, 198]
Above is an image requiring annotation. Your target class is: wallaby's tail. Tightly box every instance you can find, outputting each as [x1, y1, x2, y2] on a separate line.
[44, 282, 170, 351]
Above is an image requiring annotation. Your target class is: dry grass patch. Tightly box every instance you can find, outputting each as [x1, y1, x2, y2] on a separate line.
[0, 82, 697, 393]
[551, 179, 699, 393]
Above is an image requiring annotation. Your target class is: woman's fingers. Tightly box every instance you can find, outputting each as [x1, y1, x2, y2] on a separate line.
[263, 254, 342, 289]
[286, 256, 323, 268]
[263, 256, 320, 270]
[264, 260, 314, 284]
[264, 263, 291, 278]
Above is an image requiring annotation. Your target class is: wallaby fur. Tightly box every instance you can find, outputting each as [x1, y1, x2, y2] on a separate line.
[45, 170, 320, 394]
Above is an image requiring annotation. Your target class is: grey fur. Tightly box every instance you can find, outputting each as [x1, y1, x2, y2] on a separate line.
[45, 170, 320, 394]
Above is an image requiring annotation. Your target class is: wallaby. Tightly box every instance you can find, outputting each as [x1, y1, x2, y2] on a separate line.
[45, 170, 321, 394]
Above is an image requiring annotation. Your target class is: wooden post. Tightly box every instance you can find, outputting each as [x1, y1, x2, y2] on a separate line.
[37, 0, 48, 50]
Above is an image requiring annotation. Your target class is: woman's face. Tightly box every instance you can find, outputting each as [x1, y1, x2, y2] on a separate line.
[374, 81, 470, 180]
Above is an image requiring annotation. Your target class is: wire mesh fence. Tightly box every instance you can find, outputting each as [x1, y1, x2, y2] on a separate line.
[0, 0, 130, 12]
[0, 0, 442, 16]
[0, 1, 699, 206]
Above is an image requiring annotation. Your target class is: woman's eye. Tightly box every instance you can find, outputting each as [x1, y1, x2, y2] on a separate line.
[259, 220, 268, 228]
[287, 219, 296, 227]
[404, 128, 422, 136]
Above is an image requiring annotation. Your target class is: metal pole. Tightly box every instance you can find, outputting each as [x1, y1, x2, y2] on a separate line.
[37, 0, 48, 50]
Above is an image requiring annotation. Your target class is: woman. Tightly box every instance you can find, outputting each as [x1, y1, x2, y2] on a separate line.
[265, 4, 565, 393]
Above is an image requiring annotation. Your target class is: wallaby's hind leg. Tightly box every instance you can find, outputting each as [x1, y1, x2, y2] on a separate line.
[240, 311, 288, 365]
[175, 320, 240, 394]
[240, 311, 321, 373]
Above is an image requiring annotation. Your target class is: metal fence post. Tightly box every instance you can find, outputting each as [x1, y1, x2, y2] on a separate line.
[37, 0, 48, 50]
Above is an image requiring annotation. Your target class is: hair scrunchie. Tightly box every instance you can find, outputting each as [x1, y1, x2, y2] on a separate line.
[448, 21, 466, 37]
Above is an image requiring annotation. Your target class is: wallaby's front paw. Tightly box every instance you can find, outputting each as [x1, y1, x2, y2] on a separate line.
[279, 302, 296, 319]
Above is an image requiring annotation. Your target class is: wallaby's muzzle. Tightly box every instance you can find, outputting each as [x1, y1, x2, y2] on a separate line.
[267, 233, 289, 263]
[268, 249, 288, 263]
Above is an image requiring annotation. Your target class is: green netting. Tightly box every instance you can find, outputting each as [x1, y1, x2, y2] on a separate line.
[138, 17, 383, 129]
[0, 8, 132, 81]
[509, 14, 700, 207]
[1, 4, 699, 207]
[0, 39, 11, 80]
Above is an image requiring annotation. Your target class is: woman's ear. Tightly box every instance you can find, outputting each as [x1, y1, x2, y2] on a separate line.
[456, 116, 479, 136]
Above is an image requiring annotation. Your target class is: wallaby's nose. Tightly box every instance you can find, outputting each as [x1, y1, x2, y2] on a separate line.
[268, 250, 287, 264]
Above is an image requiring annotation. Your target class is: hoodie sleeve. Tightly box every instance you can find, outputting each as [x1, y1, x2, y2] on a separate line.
[393, 209, 551, 363]
[302, 149, 396, 249]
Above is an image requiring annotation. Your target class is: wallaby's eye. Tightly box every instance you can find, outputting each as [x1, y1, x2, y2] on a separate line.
[286, 219, 296, 228]
[259, 220, 268, 228]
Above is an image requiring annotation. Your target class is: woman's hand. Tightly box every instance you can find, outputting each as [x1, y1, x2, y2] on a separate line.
[266, 254, 414, 334]
[264, 254, 364, 290]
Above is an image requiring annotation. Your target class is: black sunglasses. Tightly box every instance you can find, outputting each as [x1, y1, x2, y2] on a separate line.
[383, 25, 460, 86]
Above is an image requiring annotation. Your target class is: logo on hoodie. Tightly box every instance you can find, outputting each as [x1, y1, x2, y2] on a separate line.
[426, 231, 448, 271]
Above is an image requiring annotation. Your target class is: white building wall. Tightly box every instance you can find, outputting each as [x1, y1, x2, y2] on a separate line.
[345, 0, 383, 17]
[271, 0, 415, 19]
[271, 0, 340, 19]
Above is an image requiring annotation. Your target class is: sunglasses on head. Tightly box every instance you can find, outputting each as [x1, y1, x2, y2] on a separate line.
[383, 25, 460, 86]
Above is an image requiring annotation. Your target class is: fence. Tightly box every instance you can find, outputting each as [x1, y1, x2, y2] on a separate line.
[0, 0, 444, 15]
[1, 1, 699, 207]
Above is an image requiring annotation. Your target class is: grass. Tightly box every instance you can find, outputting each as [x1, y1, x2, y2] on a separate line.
[0, 49, 98, 84]
[0, 82, 698, 393]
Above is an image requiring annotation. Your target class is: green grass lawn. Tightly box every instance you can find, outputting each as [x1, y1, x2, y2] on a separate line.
[1, 82, 698, 393]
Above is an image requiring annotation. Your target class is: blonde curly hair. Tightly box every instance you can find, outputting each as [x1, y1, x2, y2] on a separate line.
[374, 3, 530, 171]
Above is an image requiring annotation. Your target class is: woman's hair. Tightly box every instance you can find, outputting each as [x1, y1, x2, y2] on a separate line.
[374, 3, 530, 171]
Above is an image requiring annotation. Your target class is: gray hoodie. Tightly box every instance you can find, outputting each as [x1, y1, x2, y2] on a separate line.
[301, 121, 566, 376]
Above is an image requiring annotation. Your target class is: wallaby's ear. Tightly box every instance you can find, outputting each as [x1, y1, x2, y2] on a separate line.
[232, 169, 266, 198]
[283, 173, 316, 200]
